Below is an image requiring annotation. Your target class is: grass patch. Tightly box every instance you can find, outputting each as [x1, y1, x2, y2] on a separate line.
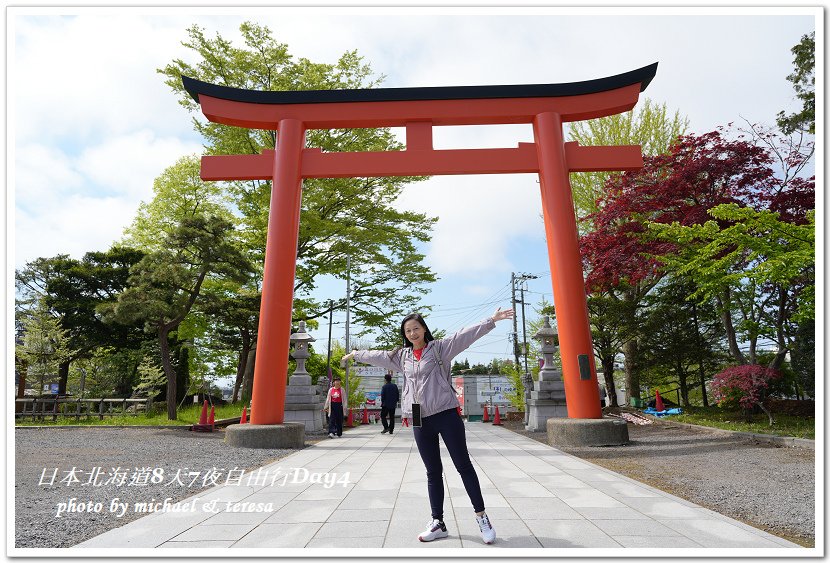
[671, 406, 815, 440]
[14, 402, 249, 427]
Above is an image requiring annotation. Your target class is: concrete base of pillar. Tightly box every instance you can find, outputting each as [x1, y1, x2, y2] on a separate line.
[225, 422, 305, 449]
[546, 417, 629, 447]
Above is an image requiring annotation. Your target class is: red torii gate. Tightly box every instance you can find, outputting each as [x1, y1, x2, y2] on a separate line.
[182, 62, 658, 425]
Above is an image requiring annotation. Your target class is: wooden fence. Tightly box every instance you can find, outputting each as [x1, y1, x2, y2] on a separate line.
[15, 397, 153, 421]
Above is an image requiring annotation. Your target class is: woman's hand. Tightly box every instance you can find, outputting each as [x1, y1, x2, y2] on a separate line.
[491, 307, 515, 322]
[341, 350, 357, 363]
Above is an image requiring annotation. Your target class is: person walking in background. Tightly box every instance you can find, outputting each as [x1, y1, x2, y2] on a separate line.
[322, 377, 347, 438]
[380, 372, 400, 435]
[342, 307, 513, 545]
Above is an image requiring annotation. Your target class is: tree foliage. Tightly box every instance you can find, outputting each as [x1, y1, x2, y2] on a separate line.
[158, 22, 437, 342]
[568, 98, 688, 222]
[102, 214, 252, 419]
[711, 365, 781, 425]
[777, 31, 815, 134]
[16, 303, 70, 394]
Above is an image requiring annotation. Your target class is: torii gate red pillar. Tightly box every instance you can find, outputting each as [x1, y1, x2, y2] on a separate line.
[182, 63, 658, 424]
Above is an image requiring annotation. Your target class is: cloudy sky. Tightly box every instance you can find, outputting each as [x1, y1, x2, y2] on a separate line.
[10, 7, 818, 366]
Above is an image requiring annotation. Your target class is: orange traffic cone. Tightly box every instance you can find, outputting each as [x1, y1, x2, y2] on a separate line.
[347, 408, 354, 427]
[482, 404, 490, 423]
[240, 406, 247, 424]
[208, 406, 215, 429]
[362, 406, 369, 424]
[493, 405, 502, 426]
[655, 389, 665, 412]
[192, 400, 212, 432]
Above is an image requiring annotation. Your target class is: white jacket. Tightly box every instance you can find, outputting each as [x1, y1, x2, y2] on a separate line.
[323, 386, 348, 412]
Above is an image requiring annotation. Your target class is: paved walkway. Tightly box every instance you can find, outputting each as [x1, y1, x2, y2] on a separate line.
[76, 422, 801, 552]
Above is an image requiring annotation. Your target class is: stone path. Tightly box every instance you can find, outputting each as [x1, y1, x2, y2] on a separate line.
[75, 421, 801, 552]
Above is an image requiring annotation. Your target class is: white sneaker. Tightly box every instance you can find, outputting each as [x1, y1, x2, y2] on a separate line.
[328, 433, 335, 438]
[476, 513, 496, 544]
[418, 518, 448, 542]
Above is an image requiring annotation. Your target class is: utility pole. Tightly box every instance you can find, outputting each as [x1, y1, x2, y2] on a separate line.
[326, 299, 334, 387]
[516, 273, 538, 376]
[511, 273, 520, 369]
[344, 255, 351, 403]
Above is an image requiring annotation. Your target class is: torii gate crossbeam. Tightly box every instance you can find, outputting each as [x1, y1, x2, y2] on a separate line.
[182, 62, 658, 425]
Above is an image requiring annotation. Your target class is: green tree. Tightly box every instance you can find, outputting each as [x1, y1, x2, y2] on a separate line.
[102, 214, 252, 420]
[16, 303, 70, 394]
[777, 31, 815, 134]
[158, 22, 437, 343]
[15, 248, 149, 394]
[638, 278, 726, 407]
[568, 98, 688, 223]
[123, 155, 234, 251]
[649, 204, 815, 370]
[570, 100, 687, 403]
[500, 361, 525, 412]
[132, 356, 167, 399]
[198, 286, 261, 403]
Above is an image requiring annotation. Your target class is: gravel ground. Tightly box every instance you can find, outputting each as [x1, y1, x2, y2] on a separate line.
[14, 426, 327, 549]
[501, 419, 815, 547]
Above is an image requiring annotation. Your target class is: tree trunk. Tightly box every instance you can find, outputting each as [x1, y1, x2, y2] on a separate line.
[690, 301, 708, 407]
[768, 286, 789, 372]
[16, 363, 26, 413]
[622, 338, 640, 403]
[757, 400, 775, 426]
[158, 326, 177, 421]
[676, 361, 689, 407]
[58, 360, 70, 395]
[718, 288, 746, 365]
[601, 355, 618, 407]
[232, 331, 252, 404]
[241, 348, 256, 405]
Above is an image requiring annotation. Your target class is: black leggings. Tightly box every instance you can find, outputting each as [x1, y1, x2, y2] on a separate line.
[413, 407, 485, 520]
[328, 403, 343, 436]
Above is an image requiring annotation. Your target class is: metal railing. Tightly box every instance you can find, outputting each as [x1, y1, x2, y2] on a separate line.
[14, 397, 153, 421]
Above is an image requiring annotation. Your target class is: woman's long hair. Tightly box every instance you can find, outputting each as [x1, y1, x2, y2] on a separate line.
[399, 313, 435, 349]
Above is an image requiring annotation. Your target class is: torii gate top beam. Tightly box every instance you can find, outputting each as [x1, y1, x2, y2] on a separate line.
[182, 63, 657, 130]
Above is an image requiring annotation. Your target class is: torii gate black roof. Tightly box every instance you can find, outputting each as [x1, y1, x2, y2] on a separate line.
[182, 62, 657, 106]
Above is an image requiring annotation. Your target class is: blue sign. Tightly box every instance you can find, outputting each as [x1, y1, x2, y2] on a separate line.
[49, 383, 59, 394]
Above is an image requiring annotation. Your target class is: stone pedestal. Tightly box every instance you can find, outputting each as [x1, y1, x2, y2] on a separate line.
[525, 369, 569, 431]
[225, 422, 305, 449]
[283, 373, 325, 431]
[546, 417, 629, 447]
[525, 316, 569, 432]
[283, 321, 325, 432]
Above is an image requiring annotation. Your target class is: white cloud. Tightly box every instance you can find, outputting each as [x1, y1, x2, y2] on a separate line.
[14, 132, 204, 267]
[15, 195, 140, 264]
[397, 172, 543, 276]
[15, 144, 85, 211]
[12, 14, 200, 145]
[76, 130, 203, 199]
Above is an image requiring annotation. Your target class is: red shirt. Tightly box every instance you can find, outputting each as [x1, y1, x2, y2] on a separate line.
[413, 348, 425, 361]
[330, 388, 343, 403]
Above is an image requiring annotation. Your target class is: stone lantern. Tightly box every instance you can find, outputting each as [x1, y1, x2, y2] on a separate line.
[535, 317, 559, 371]
[283, 321, 325, 431]
[290, 321, 314, 380]
[525, 316, 567, 431]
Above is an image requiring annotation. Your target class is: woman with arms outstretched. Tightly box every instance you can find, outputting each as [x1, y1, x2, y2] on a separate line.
[342, 307, 514, 545]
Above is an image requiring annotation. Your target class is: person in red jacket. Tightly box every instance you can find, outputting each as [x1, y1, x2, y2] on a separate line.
[322, 377, 347, 438]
